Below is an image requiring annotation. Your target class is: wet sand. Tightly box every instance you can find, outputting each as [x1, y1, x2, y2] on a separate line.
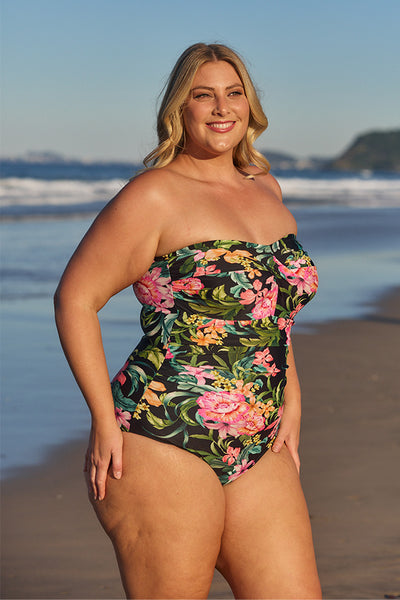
[2, 288, 399, 599]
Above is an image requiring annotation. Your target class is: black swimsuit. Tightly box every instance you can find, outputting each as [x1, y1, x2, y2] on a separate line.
[112, 235, 318, 485]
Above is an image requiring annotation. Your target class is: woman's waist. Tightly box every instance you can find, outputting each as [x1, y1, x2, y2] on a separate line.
[141, 312, 295, 350]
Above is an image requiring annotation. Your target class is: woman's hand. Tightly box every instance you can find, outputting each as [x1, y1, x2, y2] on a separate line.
[272, 398, 301, 473]
[84, 421, 123, 501]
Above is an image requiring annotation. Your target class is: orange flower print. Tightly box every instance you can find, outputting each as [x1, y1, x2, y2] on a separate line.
[172, 277, 204, 295]
[190, 330, 220, 346]
[223, 249, 252, 263]
[203, 248, 227, 261]
[143, 380, 166, 406]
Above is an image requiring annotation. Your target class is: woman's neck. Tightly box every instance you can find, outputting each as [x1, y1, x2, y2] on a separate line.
[172, 152, 244, 184]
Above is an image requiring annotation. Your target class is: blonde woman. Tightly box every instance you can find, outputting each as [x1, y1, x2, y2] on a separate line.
[55, 43, 321, 599]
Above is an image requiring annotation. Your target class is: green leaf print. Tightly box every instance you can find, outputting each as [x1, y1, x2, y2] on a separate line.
[146, 412, 175, 429]
[145, 349, 165, 370]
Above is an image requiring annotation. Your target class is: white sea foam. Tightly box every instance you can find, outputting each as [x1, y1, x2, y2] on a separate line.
[278, 176, 400, 207]
[1, 175, 399, 212]
[0, 177, 124, 207]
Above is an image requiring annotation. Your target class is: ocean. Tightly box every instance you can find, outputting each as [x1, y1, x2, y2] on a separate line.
[1, 161, 400, 478]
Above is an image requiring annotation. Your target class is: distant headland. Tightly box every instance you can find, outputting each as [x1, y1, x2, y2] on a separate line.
[325, 129, 400, 172]
[263, 129, 400, 173]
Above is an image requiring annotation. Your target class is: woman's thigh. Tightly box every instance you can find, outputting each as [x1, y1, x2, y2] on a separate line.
[88, 432, 226, 599]
[217, 445, 321, 599]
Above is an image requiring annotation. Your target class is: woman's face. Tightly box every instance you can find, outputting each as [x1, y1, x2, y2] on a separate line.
[182, 60, 250, 159]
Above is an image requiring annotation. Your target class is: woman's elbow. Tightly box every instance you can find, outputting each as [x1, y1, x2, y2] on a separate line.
[53, 279, 102, 320]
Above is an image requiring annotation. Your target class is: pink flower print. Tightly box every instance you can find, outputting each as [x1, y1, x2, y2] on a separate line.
[172, 277, 204, 295]
[133, 267, 174, 313]
[228, 459, 256, 482]
[197, 390, 250, 438]
[265, 362, 280, 377]
[233, 411, 266, 437]
[254, 348, 274, 368]
[164, 346, 174, 359]
[298, 266, 318, 295]
[197, 390, 248, 423]
[290, 303, 304, 319]
[277, 305, 303, 345]
[240, 277, 278, 319]
[266, 404, 284, 437]
[254, 348, 280, 376]
[222, 446, 241, 466]
[115, 406, 131, 429]
[274, 258, 318, 296]
[193, 249, 206, 262]
[194, 264, 221, 277]
[197, 389, 268, 439]
[112, 360, 129, 385]
[183, 365, 216, 385]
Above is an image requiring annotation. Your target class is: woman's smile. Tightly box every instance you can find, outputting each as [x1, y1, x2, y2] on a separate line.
[206, 120, 236, 132]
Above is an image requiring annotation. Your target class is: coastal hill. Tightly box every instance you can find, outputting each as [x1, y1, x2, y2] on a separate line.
[263, 129, 400, 172]
[326, 129, 400, 172]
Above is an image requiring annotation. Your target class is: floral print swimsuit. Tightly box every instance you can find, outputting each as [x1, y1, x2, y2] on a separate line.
[112, 234, 318, 485]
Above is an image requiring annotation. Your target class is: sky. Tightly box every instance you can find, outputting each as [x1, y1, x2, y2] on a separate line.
[1, 0, 399, 162]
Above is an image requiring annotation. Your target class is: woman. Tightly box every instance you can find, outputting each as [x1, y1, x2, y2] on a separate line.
[55, 43, 321, 599]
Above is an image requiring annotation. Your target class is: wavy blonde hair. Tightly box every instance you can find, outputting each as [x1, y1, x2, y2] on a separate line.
[143, 43, 270, 173]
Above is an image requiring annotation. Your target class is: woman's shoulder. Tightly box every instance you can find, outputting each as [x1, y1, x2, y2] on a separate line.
[113, 167, 184, 213]
[126, 166, 178, 195]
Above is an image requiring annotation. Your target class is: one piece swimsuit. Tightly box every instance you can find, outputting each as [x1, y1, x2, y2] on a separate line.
[112, 234, 318, 485]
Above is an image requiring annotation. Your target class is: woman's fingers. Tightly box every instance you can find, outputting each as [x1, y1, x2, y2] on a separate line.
[272, 432, 285, 453]
[271, 411, 301, 473]
[111, 446, 123, 480]
[95, 460, 109, 501]
[88, 459, 108, 501]
[86, 427, 124, 500]
[89, 463, 98, 499]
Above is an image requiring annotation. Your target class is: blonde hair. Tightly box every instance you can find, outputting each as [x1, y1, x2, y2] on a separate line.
[143, 43, 270, 173]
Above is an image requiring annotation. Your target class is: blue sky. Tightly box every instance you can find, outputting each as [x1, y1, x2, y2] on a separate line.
[1, 0, 399, 162]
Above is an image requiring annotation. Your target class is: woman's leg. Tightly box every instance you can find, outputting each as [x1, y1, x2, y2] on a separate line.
[87, 432, 225, 599]
[217, 445, 321, 599]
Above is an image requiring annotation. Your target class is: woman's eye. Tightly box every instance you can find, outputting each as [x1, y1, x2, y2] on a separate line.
[194, 93, 211, 99]
[229, 90, 243, 96]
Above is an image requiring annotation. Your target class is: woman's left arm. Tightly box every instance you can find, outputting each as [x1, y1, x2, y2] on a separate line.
[272, 343, 301, 472]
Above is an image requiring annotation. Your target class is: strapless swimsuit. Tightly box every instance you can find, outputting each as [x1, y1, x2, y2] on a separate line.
[112, 235, 318, 485]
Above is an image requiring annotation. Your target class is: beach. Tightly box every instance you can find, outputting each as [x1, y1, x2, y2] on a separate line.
[2, 286, 399, 599]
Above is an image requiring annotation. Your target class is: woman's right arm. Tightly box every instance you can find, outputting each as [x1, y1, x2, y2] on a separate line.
[54, 174, 167, 500]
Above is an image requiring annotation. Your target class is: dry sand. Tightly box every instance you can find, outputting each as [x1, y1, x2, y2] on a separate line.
[2, 288, 400, 599]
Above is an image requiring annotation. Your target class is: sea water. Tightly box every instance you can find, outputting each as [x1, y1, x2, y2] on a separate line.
[1, 163, 399, 477]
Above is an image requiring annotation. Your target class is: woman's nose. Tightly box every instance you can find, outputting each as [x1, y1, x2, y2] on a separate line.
[212, 95, 229, 116]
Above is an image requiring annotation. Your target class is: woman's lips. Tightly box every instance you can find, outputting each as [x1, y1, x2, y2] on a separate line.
[206, 121, 235, 133]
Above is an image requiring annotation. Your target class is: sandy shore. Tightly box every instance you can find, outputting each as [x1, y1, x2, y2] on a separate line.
[2, 288, 400, 599]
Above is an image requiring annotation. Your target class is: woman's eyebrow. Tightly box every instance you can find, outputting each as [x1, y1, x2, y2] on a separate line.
[191, 83, 244, 92]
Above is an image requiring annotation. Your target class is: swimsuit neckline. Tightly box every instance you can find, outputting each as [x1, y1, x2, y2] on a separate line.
[158, 233, 297, 258]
